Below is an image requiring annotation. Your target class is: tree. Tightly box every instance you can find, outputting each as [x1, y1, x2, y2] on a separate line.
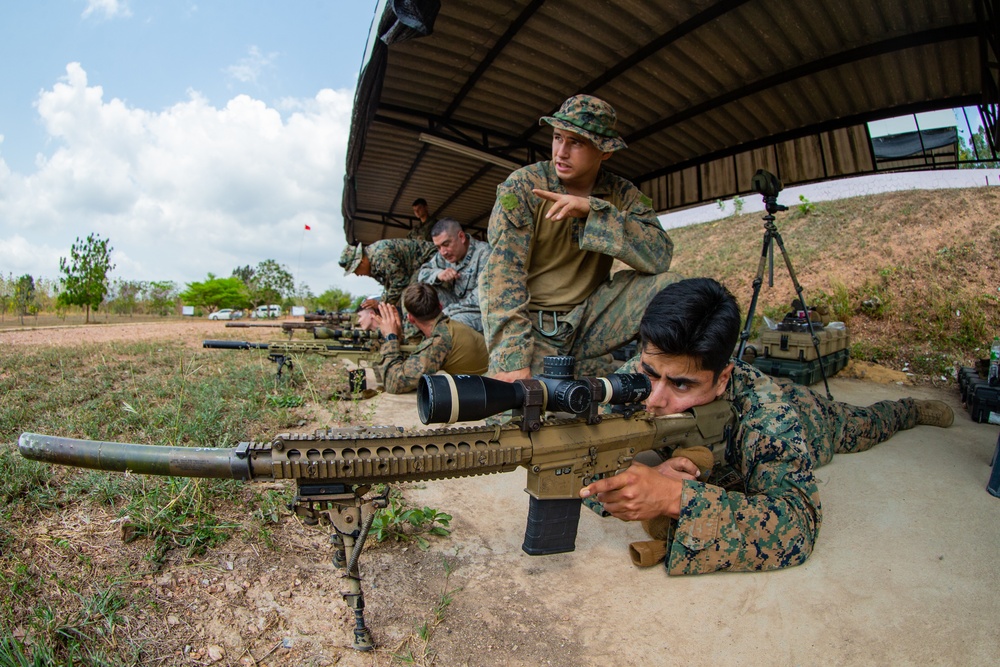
[13, 274, 36, 325]
[958, 126, 1000, 168]
[315, 288, 357, 313]
[180, 274, 249, 312]
[58, 233, 115, 323]
[0, 273, 10, 323]
[145, 281, 178, 316]
[108, 279, 144, 317]
[234, 260, 294, 308]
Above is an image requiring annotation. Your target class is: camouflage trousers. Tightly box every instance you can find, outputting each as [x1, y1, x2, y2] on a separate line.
[527, 270, 682, 377]
[777, 379, 918, 468]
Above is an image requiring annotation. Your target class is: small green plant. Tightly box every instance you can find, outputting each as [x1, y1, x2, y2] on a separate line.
[371, 489, 452, 551]
[732, 195, 745, 216]
[267, 392, 304, 408]
[797, 194, 814, 215]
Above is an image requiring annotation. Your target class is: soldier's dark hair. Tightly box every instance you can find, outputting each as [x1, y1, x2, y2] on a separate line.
[412, 198, 428, 207]
[639, 278, 741, 380]
[403, 283, 442, 322]
[430, 217, 463, 238]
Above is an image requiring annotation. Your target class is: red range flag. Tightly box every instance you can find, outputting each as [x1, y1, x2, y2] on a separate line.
[304, 224, 312, 230]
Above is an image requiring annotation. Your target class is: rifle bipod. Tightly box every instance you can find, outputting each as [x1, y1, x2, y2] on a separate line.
[294, 483, 387, 651]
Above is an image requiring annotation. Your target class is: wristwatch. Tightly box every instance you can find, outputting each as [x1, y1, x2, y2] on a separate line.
[385, 333, 398, 341]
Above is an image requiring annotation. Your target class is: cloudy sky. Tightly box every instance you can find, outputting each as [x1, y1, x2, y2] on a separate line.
[0, 0, 385, 298]
[1, 2, 987, 303]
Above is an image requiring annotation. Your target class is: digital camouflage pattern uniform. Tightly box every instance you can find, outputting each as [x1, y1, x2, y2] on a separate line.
[407, 220, 435, 242]
[366, 239, 437, 306]
[377, 314, 489, 394]
[480, 160, 679, 377]
[417, 237, 492, 332]
[655, 360, 918, 574]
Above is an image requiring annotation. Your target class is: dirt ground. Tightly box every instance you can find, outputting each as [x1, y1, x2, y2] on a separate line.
[4, 319, 996, 667]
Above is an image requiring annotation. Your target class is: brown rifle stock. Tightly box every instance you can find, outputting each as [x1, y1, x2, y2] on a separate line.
[18, 400, 734, 649]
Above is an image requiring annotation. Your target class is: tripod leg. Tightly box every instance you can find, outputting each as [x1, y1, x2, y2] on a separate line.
[770, 232, 833, 400]
[737, 229, 774, 361]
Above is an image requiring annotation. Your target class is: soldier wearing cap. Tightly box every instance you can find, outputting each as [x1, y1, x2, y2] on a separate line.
[479, 94, 680, 381]
[339, 239, 437, 309]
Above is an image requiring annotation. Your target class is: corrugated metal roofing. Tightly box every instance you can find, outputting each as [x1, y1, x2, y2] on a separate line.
[343, 0, 988, 243]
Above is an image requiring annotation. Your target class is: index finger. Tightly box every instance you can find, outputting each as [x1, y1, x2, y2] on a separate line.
[532, 188, 559, 202]
[579, 473, 630, 498]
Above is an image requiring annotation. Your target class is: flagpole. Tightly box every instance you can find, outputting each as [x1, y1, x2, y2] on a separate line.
[297, 224, 311, 300]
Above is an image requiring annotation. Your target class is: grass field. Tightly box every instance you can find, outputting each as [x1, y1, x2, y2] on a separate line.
[0, 339, 367, 665]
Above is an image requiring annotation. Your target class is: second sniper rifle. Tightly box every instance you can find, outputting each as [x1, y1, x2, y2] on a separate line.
[203, 329, 416, 377]
[18, 357, 736, 651]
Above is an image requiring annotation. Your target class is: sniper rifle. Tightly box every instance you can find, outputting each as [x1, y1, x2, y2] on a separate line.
[18, 356, 736, 650]
[203, 335, 415, 378]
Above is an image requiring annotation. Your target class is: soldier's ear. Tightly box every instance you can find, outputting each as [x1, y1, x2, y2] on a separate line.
[714, 362, 735, 397]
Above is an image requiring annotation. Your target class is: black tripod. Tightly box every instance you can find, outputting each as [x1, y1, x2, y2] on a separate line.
[737, 170, 832, 400]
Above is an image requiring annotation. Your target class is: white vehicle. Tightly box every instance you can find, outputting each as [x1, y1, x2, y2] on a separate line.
[252, 304, 283, 319]
[208, 308, 243, 320]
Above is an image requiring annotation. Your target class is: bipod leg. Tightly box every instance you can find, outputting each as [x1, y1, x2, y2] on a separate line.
[329, 531, 346, 569]
[770, 231, 833, 400]
[338, 528, 375, 651]
[328, 497, 383, 651]
[737, 225, 775, 361]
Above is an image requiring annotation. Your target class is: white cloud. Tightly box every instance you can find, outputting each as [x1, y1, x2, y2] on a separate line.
[225, 46, 278, 86]
[0, 62, 372, 297]
[82, 0, 132, 20]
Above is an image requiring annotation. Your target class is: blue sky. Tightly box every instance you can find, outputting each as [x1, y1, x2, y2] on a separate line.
[0, 0, 385, 298]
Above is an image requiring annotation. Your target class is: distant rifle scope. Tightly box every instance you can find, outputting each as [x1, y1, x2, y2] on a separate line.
[417, 355, 650, 424]
[751, 168, 783, 198]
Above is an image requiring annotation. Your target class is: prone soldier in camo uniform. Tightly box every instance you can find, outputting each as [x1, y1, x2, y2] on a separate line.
[581, 277, 955, 574]
[339, 239, 437, 309]
[479, 94, 681, 381]
[374, 283, 488, 394]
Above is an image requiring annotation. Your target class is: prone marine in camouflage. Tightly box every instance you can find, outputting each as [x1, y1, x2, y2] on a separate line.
[479, 94, 680, 379]
[340, 239, 437, 307]
[374, 283, 488, 394]
[586, 278, 955, 575]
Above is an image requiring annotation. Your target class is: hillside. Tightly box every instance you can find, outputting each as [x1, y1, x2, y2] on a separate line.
[666, 185, 1000, 385]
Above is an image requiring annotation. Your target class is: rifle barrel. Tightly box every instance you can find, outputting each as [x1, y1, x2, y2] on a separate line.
[203, 340, 268, 350]
[225, 322, 282, 328]
[18, 432, 253, 480]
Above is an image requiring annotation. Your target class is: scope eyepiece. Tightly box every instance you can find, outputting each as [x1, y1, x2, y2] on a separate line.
[594, 373, 651, 405]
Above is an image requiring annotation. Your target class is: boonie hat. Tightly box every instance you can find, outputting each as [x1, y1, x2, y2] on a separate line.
[339, 243, 364, 275]
[539, 95, 627, 152]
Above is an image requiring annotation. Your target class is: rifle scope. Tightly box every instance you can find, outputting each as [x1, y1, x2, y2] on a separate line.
[417, 355, 650, 424]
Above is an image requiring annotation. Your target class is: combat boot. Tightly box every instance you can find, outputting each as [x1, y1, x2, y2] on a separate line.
[915, 400, 954, 428]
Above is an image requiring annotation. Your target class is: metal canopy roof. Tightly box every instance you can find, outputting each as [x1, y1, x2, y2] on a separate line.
[343, 0, 994, 243]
